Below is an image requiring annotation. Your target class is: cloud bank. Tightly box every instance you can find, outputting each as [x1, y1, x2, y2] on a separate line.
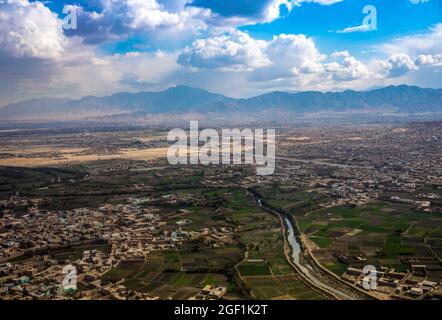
[0, 0, 441, 105]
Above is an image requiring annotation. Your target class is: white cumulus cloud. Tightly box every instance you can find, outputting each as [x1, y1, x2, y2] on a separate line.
[178, 30, 270, 71]
[324, 51, 371, 81]
[385, 54, 417, 78]
[0, 0, 67, 59]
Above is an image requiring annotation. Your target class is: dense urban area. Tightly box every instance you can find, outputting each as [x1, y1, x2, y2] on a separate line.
[0, 121, 441, 300]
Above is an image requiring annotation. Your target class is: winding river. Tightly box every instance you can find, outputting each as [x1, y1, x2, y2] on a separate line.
[254, 194, 357, 300]
[285, 217, 355, 300]
[284, 217, 301, 265]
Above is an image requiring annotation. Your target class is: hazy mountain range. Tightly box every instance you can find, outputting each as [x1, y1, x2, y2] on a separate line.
[1, 85, 442, 121]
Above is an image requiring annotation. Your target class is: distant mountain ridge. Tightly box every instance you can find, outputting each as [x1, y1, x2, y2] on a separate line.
[1, 85, 442, 121]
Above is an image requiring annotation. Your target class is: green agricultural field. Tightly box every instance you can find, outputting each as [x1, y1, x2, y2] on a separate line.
[243, 275, 326, 300]
[102, 261, 145, 284]
[122, 272, 232, 299]
[103, 258, 235, 299]
[238, 262, 271, 276]
[296, 218, 312, 233]
[324, 262, 348, 276]
[295, 200, 442, 276]
[269, 258, 294, 275]
[217, 188, 324, 298]
[253, 185, 328, 215]
[311, 237, 333, 248]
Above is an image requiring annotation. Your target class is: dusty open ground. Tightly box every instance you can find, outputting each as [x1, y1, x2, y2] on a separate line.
[0, 147, 170, 167]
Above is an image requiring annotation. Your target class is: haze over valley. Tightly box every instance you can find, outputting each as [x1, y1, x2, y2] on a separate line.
[1, 85, 442, 122]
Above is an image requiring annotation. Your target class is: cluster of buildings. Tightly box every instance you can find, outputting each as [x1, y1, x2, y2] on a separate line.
[189, 284, 227, 300]
[343, 266, 441, 300]
[390, 196, 433, 212]
[273, 124, 442, 212]
[0, 194, 233, 300]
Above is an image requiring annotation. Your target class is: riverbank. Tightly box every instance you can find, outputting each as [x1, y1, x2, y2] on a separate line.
[248, 188, 372, 300]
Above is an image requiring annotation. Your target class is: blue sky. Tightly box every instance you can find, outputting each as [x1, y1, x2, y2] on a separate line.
[41, 0, 442, 54]
[0, 0, 441, 104]
[242, 0, 442, 55]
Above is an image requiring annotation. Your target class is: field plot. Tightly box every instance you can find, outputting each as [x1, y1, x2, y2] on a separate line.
[221, 189, 326, 299]
[238, 261, 271, 276]
[254, 185, 327, 215]
[123, 272, 229, 299]
[297, 201, 442, 278]
[101, 251, 239, 299]
[243, 275, 325, 300]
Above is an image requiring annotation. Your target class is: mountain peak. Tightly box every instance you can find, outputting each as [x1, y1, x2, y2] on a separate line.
[165, 85, 207, 93]
[1, 85, 441, 121]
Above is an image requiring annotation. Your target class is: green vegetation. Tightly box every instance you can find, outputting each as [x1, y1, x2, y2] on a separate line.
[291, 201, 441, 275]
[254, 185, 328, 216]
[311, 237, 333, 248]
[243, 275, 325, 300]
[238, 262, 271, 276]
